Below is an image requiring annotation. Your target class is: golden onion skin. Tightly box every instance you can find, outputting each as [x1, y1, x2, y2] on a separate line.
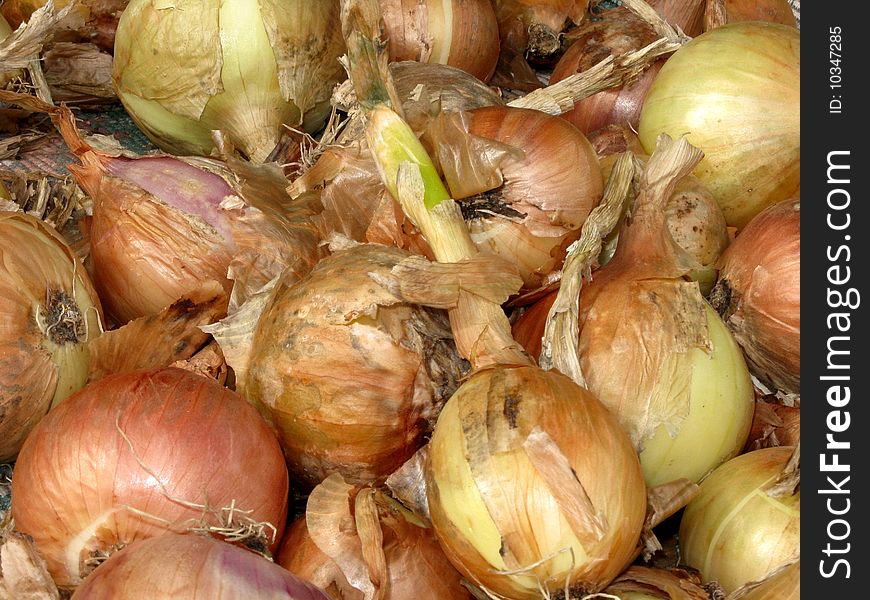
[425, 365, 647, 599]
[0, 212, 103, 462]
[638, 22, 799, 229]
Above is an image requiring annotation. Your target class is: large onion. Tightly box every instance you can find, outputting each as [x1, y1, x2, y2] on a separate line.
[710, 198, 800, 395]
[678, 446, 799, 595]
[112, 0, 346, 162]
[0, 211, 103, 462]
[378, 0, 500, 82]
[11, 367, 289, 589]
[70, 533, 330, 599]
[425, 365, 647, 599]
[637, 22, 800, 229]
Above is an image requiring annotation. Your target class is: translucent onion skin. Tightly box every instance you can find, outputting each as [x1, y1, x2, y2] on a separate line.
[710, 198, 800, 395]
[425, 365, 647, 599]
[113, 0, 346, 162]
[379, 0, 501, 82]
[70, 533, 330, 599]
[11, 367, 289, 589]
[637, 22, 800, 229]
[0, 212, 103, 462]
[678, 446, 799, 594]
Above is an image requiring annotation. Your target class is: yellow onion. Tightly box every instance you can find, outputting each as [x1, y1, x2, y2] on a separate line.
[277, 474, 471, 599]
[70, 533, 330, 599]
[378, 0, 500, 82]
[638, 22, 800, 229]
[11, 367, 289, 589]
[576, 136, 753, 487]
[493, 0, 589, 65]
[425, 365, 647, 599]
[0, 212, 103, 462]
[1, 0, 127, 52]
[737, 559, 800, 600]
[744, 398, 800, 451]
[705, 0, 798, 30]
[453, 105, 603, 291]
[678, 446, 800, 594]
[113, 0, 346, 162]
[243, 242, 466, 489]
[710, 198, 800, 395]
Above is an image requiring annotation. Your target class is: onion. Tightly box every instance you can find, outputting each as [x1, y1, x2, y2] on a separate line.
[243, 242, 466, 489]
[70, 533, 330, 599]
[602, 565, 711, 599]
[112, 0, 346, 162]
[704, 0, 797, 30]
[575, 136, 753, 487]
[678, 446, 799, 595]
[277, 474, 471, 599]
[637, 22, 800, 229]
[744, 398, 800, 451]
[737, 559, 800, 600]
[378, 0, 500, 82]
[0, 0, 127, 52]
[425, 365, 647, 599]
[11, 367, 289, 589]
[709, 198, 800, 395]
[0, 211, 103, 462]
[493, 0, 589, 65]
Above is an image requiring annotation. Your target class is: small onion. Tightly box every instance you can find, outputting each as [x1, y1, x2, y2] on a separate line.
[11, 367, 290, 589]
[70, 533, 330, 599]
[112, 0, 346, 161]
[425, 365, 647, 599]
[637, 22, 800, 229]
[379, 0, 500, 82]
[709, 198, 800, 395]
[678, 446, 800, 594]
[0, 211, 103, 462]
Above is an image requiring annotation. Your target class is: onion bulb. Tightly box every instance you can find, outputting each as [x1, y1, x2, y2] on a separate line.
[425, 365, 647, 599]
[11, 367, 290, 589]
[277, 474, 471, 599]
[70, 533, 330, 599]
[243, 242, 465, 489]
[744, 398, 800, 451]
[0, 211, 103, 462]
[378, 0, 500, 82]
[638, 22, 800, 229]
[705, 0, 798, 30]
[493, 0, 589, 65]
[738, 559, 800, 600]
[112, 0, 346, 162]
[678, 446, 800, 595]
[710, 198, 800, 395]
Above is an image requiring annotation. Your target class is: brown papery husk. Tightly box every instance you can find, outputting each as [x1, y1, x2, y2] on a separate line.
[1, 0, 127, 52]
[492, 0, 589, 69]
[0, 211, 103, 462]
[278, 474, 472, 599]
[743, 396, 800, 452]
[11, 367, 290, 589]
[0, 531, 62, 599]
[602, 565, 710, 599]
[378, 0, 501, 82]
[242, 242, 468, 490]
[704, 0, 797, 31]
[709, 198, 800, 395]
[42, 41, 116, 106]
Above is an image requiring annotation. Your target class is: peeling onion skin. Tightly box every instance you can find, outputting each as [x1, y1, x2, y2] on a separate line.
[244, 244, 465, 490]
[425, 365, 647, 600]
[70, 533, 330, 599]
[713, 0, 798, 29]
[0, 212, 103, 462]
[678, 446, 799, 595]
[379, 0, 501, 82]
[11, 367, 289, 590]
[710, 198, 800, 395]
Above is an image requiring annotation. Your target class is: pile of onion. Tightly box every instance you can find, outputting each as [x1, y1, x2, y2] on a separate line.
[278, 474, 471, 599]
[378, 0, 500, 82]
[0, 211, 103, 462]
[11, 367, 289, 589]
[679, 446, 799, 596]
[710, 198, 800, 395]
[112, 0, 346, 161]
[70, 533, 330, 599]
[637, 21, 800, 229]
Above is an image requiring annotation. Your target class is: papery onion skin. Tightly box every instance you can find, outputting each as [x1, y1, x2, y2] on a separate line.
[244, 243, 464, 490]
[461, 106, 603, 290]
[709, 198, 800, 395]
[637, 22, 800, 229]
[715, 0, 798, 28]
[11, 367, 289, 589]
[0, 212, 103, 462]
[379, 0, 500, 82]
[112, 0, 346, 162]
[678, 446, 799, 594]
[1, 0, 128, 51]
[425, 365, 647, 599]
[70, 533, 330, 599]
